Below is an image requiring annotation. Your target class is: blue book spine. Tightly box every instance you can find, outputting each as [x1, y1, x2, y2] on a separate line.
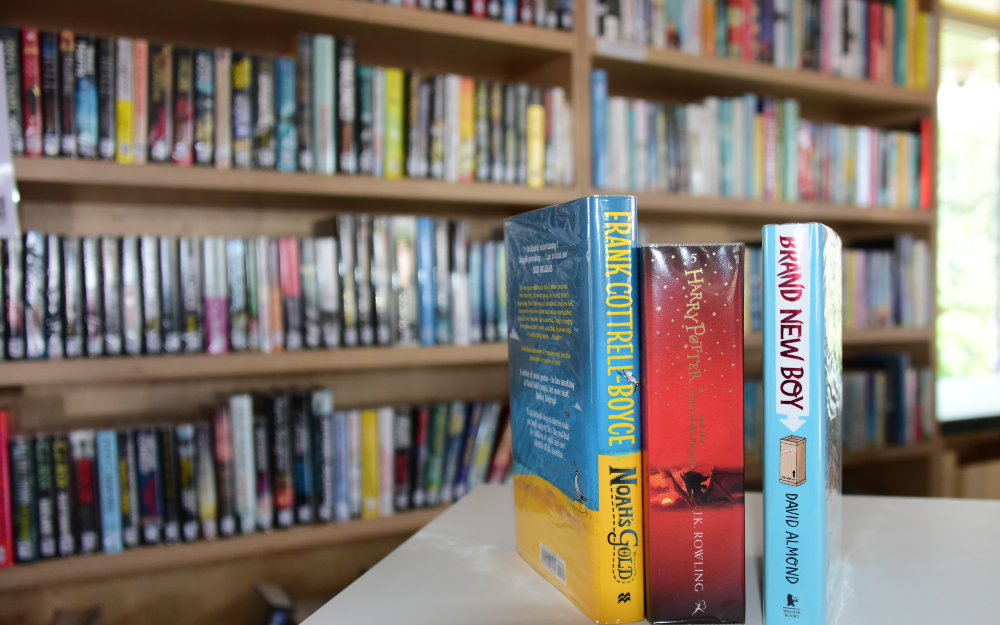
[96, 430, 123, 553]
[763, 223, 843, 625]
[496, 244, 507, 340]
[502, 0, 518, 23]
[894, 0, 906, 86]
[417, 217, 436, 346]
[276, 56, 297, 172]
[504, 195, 644, 623]
[75, 37, 98, 159]
[468, 242, 483, 343]
[591, 71, 608, 189]
[332, 411, 350, 522]
[483, 241, 497, 342]
[743, 93, 757, 198]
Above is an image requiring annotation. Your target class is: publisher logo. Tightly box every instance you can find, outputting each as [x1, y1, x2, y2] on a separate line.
[692, 600, 706, 615]
[783, 594, 801, 618]
[618, 593, 631, 604]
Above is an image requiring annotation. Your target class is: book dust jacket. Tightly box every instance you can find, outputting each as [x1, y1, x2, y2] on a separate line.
[505, 196, 644, 624]
[640, 244, 745, 624]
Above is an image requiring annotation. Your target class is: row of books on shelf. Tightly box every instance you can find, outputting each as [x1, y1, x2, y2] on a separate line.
[744, 356, 933, 463]
[590, 0, 936, 89]
[351, 0, 574, 29]
[0, 216, 507, 361]
[0, 391, 514, 565]
[0, 28, 574, 188]
[592, 71, 931, 208]
[743, 234, 933, 333]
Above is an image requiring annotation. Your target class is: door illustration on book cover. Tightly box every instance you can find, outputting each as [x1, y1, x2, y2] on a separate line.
[779, 436, 807, 486]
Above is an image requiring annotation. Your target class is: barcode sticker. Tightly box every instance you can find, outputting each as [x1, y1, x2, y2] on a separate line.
[540, 542, 566, 585]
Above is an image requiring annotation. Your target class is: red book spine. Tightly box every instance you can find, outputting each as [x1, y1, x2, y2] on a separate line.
[641, 244, 745, 624]
[869, 3, 881, 81]
[518, 0, 534, 25]
[471, 0, 487, 17]
[742, 0, 755, 62]
[21, 28, 43, 157]
[0, 412, 13, 568]
[919, 116, 932, 210]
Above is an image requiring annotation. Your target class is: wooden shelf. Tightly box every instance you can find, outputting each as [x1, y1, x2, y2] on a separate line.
[0, 343, 509, 387]
[743, 327, 934, 350]
[591, 39, 934, 123]
[14, 157, 578, 209]
[0, 506, 445, 593]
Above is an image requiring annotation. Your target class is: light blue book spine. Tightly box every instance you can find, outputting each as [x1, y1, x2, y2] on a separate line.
[502, 0, 518, 23]
[468, 242, 483, 344]
[332, 410, 350, 521]
[417, 217, 436, 346]
[591, 70, 608, 189]
[276, 56, 298, 172]
[96, 430, 123, 553]
[763, 223, 843, 625]
[744, 93, 757, 198]
[783, 99, 800, 202]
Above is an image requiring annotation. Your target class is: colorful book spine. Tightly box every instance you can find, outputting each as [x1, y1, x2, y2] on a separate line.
[280, 238, 304, 351]
[245, 238, 260, 352]
[332, 411, 350, 521]
[316, 237, 342, 348]
[58, 31, 75, 157]
[96, 38, 115, 160]
[439, 401, 468, 504]
[253, 56, 276, 168]
[372, 67, 385, 178]
[270, 394, 294, 528]
[505, 195, 644, 622]
[52, 434, 75, 555]
[0, 413, 13, 567]
[424, 402, 449, 506]
[253, 413, 273, 531]
[214, 48, 231, 169]
[312, 35, 336, 175]
[254, 238, 273, 353]
[268, 239, 285, 351]
[193, 49, 215, 166]
[10, 436, 37, 562]
[417, 217, 436, 345]
[34, 435, 56, 558]
[434, 219, 452, 344]
[118, 429, 140, 548]
[204, 237, 229, 355]
[762, 223, 843, 625]
[70, 429, 99, 553]
[337, 38, 357, 174]
[147, 43, 172, 162]
[313, 390, 335, 523]
[195, 422, 218, 539]
[21, 29, 42, 157]
[467, 401, 501, 493]
[385, 68, 405, 179]
[133, 39, 148, 164]
[360, 409, 380, 519]
[356, 65, 374, 175]
[115, 37, 134, 164]
[393, 407, 413, 511]
[96, 430, 123, 553]
[171, 48, 194, 165]
[213, 407, 237, 537]
[136, 428, 163, 544]
[410, 405, 431, 508]
[230, 393, 257, 534]
[450, 220, 470, 346]
[276, 56, 297, 172]
[640, 243, 746, 623]
[40, 31, 60, 157]
[74, 35, 98, 159]
[496, 244, 507, 340]
[393, 217, 419, 345]
[291, 391, 315, 524]
[231, 53, 253, 169]
[526, 87, 545, 188]
[159, 426, 181, 543]
[453, 402, 483, 500]
[175, 424, 199, 542]
[227, 239, 248, 352]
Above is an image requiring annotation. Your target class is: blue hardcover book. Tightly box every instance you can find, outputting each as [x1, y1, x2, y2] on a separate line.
[505, 195, 644, 623]
[416, 217, 436, 346]
[96, 429, 123, 553]
[332, 410, 350, 522]
[591, 71, 608, 189]
[276, 56, 297, 172]
[763, 223, 843, 625]
[468, 242, 484, 344]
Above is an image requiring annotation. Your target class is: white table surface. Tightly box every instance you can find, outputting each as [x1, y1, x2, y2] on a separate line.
[304, 485, 1000, 625]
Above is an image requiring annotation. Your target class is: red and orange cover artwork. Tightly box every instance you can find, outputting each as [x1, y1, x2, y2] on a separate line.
[640, 244, 745, 624]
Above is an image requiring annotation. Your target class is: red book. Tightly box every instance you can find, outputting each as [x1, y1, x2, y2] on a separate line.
[641, 244, 745, 624]
[21, 28, 42, 157]
[471, 0, 487, 17]
[742, 0, 755, 62]
[919, 117, 932, 210]
[518, 0, 533, 25]
[0, 411, 13, 568]
[868, 2, 881, 81]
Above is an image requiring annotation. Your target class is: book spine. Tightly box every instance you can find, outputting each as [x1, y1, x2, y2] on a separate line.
[503, 84, 516, 183]
[159, 426, 180, 543]
[159, 236, 182, 354]
[337, 38, 357, 174]
[332, 411, 350, 521]
[475, 80, 489, 181]
[0, 413, 11, 567]
[267, 239, 285, 351]
[213, 407, 237, 537]
[296, 34, 313, 173]
[356, 65, 374, 175]
[195, 422, 218, 539]
[21, 29, 42, 157]
[117, 429, 139, 548]
[121, 236, 143, 356]
[69, 429, 99, 554]
[385, 68, 405, 179]
[372, 67, 385, 178]
[360, 409, 379, 519]
[489, 82, 503, 182]
[74, 35, 98, 159]
[147, 43, 172, 162]
[312, 389, 335, 522]
[468, 241, 483, 344]
[253, 56, 276, 169]
[10, 436, 37, 562]
[410, 406, 431, 508]
[483, 240, 497, 342]
[434, 219, 452, 343]
[458, 77, 474, 182]
[135, 429, 163, 545]
[406, 71, 423, 178]
[81, 236, 102, 357]
[291, 391, 314, 524]
[245, 238, 259, 352]
[52, 434, 75, 555]
[58, 31, 75, 157]
[450, 220, 470, 346]
[280, 238, 304, 351]
[203, 237, 229, 355]
[348, 410, 362, 517]
[424, 403, 448, 506]
[231, 53, 253, 169]
[468, 402, 501, 492]
[1, 28, 24, 157]
[24, 231, 46, 359]
[34, 435, 56, 558]
[429, 75, 445, 179]
[453, 403, 482, 500]
[96, 430, 123, 553]
[194, 49, 215, 166]
[227, 239, 248, 352]
[276, 56, 297, 172]
[214, 48, 231, 169]
[439, 401, 468, 504]
[372, 217, 393, 345]
[175, 424, 199, 542]
[393, 407, 413, 511]
[41, 31, 60, 157]
[270, 394, 294, 528]
[762, 223, 842, 625]
[515, 84, 529, 184]
[133, 39, 148, 164]
[444, 74, 460, 182]
[338, 216, 359, 347]
[496, 244, 507, 340]
[392, 217, 418, 345]
[300, 238, 322, 349]
[253, 413, 273, 531]
[230, 393, 256, 534]
[179, 237, 203, 353]
[416, 218, 436, 345]
[356, 215, 375, 346]
[312, 35, 336, 175]
[316, 237, 342, 348]
[115, 37, 134, 164]
[377, 407, 395, 517]
[101, 236, 122, 355]
[7, 235, 25, 359]
[526, 87, 545, 188]
[96, 38, 115, 160]
[254, 238, 272, 353]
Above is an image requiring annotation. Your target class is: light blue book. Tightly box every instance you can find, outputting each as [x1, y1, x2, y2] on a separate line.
[416, 217, 436, 345]
[332, 411, 350, 522]
[743, 93, 758, 198]
[763, 223, 843, 625]
[502, 0, 518, 23]
[96, 430, 123, 553]
[591, 70, 608, 189]
[276, 56, 298, 172]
